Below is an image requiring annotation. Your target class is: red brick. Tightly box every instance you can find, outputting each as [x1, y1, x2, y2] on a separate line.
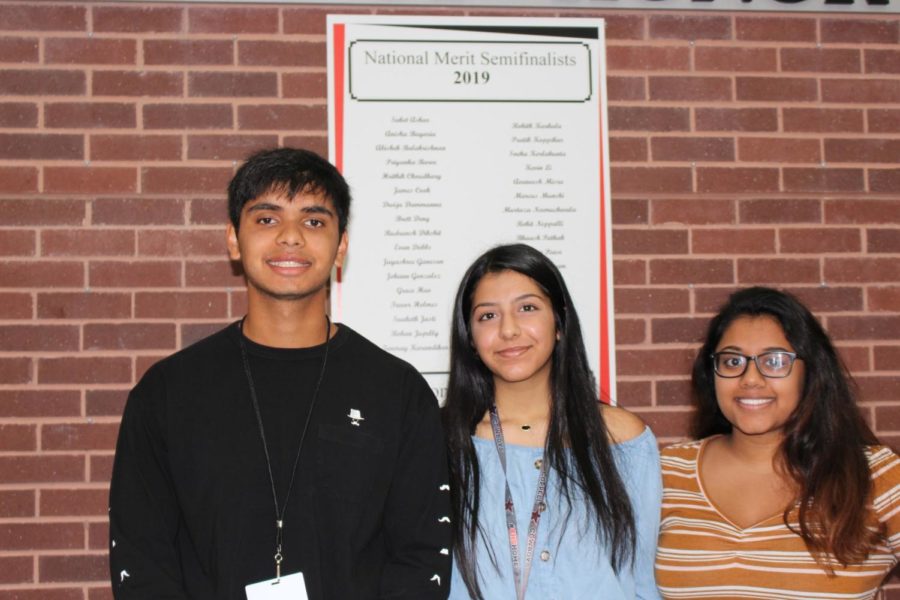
[237, 104, 326, 130]
[829, 316, 900, 342]
[189, 72, 277, 98]
[38, 292, 130, 319]
[92, 197, 185, 226]
[230, 290, 247, 317]
[136, 354, 167, 379]
[609, 137, 648, 163]
[0, 37, 38, 62]
[190, 198, 228, 225]
[0, 589, 84, 600]
[0, 292, 32, 318]
[607, 45, 689, 71]
[612, 199, 648, 225]
[39, 357, 131, 384]
[826, 200, 900, 224]
[652, 199, 735, 225]
[875, 346, 900, 371]
[1, 523, 84, 552]
[649, 15, 730, 40]
[735, 16, 817, 42]
[866, 50, 900, 75]
[94, 5, 183, 32]
[610, 167, 692, 193]
[835, 345, 870, 372]
[656, 379, 692, 407]
[613, 229, 688, 255]
[781, 48, 861, 73]
[614, 287, 690, 314]
[89, 521, 110, 550]
[90, 134, 182, 162]
[737, 77, 818, 102]
[40, 554, 108, 583]
[876, 405, 900, 430]
[784, 168, 865, 193]
[652, 136, 734, 162]
[695, 46, 776, 72]
[45, 102, 136, 129]
[870, 286, 900, 312]
[649, 76, 731, 101]
[0, 5, 85, 31]
[600, 14, 645, 40]
[181, 322, 230, 347]
[693, 229, 775, 254]
[143, 103, 233, 129]
[0, 490, 34, 518]
[697, 167, 779, 193]
[870, 169, 900, 193]
[0, 324, 78, 351]
[609, 106, 689, 132]
[239, 40, 325, 67]
[0, 133, 83, 160]
[0, 102, 37, 127]
[607, 76, 646, 101]
[694, 286, 740, 313]
[86, 389, 128, 417]
[283, 72, 327, 99]
[0, 424, 35, 451]
[821, 18, 899, 44]
[145, 39, 234, 66]
[45, 166, 136, 194]
[615, 318, 646, 345]
[90, 454, 115, 483]
[613, 259, 647, 285]
[93, 71, 182, 97]
[822, 79, 900, 104]
[0, 356, 30, 383]
[45, 38, 136, 65]
[696, 108, 777, 132]
[869, 229, 900, 253]
[89, 260, 181, 288]
[188, 6, 278, 33]
[783, 108, 864, 133]
[652, 317, 709, 344]
[787, 285, 864, 312]
[825, 139, 900, 164]
[779, 228, 861, 253]
[0, 200, 85, 227]
[616, 380, 652, 407]
[283, 7, 360, 34]
[42, 229, 135, 257]
[187, 134, 277, 160]
[282, 135, 327, 158]
[618, 348, 696, 376]
[0, 390, 81, 418]
[738, 258, 820, 284]
[825, 258, 900, 283]
[185, 259, 244, 287]
[41, 489, 108, 517]
[738, 138, 821, 163]
[0, 455, 83, 484]
[869, 109, 900, 133]
[0, 261, 83, 288]
[0, 69, 84, 95]
[0, 166, 37, 193]
[0, 229, 35, 256]
[84, 322, 176, 350]
[138, 230, 223, 257]
[650, 259, 733, 284]
[142, 166, 232, 194]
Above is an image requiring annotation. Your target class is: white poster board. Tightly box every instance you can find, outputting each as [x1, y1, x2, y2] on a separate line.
[327, 16, 616, 403]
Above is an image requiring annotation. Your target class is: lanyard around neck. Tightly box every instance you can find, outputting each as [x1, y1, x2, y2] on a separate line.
[489, 405, 549, 600]
[237, 316, 331, 581]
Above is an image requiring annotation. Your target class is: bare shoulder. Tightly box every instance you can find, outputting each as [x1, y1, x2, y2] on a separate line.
[600, 404, 647, 444]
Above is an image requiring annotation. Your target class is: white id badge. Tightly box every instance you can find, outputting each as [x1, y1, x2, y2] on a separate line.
[245, 572, 308, 600]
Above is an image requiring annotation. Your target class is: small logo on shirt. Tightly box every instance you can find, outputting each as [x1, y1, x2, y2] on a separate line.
[348, 408, 365, 426]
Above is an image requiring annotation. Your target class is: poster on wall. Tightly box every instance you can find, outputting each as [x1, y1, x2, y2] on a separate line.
[327, 15, 616, 402]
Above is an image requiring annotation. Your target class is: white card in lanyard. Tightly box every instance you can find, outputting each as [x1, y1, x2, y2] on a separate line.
[245, 571, 308, 600]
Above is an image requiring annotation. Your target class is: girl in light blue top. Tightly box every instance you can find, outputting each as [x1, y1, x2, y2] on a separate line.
[443, 244, 662, 600]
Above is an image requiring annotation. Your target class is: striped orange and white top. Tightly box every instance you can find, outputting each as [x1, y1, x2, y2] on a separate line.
[656, 438, 900, 600]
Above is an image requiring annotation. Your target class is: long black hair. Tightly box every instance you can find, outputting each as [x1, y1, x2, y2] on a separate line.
[443, 243, 636, 599]
[692, 286, 880, 567]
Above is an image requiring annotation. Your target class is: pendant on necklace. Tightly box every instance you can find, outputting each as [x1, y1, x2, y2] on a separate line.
[521, 424, 531, 431]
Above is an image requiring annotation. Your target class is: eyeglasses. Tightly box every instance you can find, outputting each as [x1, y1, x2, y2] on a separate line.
[711, 351, 800, 379]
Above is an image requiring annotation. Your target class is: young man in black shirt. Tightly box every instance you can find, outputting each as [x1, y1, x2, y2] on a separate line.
[108, 148, 451, 600]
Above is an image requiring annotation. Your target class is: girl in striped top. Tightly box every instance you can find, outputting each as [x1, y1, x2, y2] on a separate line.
[656, 287, 900, 600]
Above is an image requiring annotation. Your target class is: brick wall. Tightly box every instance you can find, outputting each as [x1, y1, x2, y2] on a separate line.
[0, 1, 897, 597]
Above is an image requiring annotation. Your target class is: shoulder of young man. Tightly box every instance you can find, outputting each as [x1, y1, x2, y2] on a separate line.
[600, 404, 647, 444]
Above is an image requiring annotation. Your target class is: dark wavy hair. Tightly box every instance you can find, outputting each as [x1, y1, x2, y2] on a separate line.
[443, 243, 635, 599]
[227, 147, 351, 234]
[692, 286, 880, 568]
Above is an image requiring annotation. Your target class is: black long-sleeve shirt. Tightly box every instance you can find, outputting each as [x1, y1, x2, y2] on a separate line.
[109, 323, 451, 600]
